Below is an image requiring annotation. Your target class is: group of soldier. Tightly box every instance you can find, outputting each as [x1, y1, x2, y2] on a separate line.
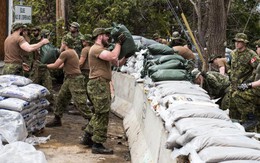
[3, 21, 127, 155]
[152, 30, 260, 132]
[191, 33, 260, 132]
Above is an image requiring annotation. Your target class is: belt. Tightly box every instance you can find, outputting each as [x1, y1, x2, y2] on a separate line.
[4, 61, 22, 64]
[65, 73, 82, 79]
[90, 77, 110, 82]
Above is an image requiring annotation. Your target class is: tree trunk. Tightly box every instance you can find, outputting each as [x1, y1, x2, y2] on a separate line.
[207, 0, 228, 59]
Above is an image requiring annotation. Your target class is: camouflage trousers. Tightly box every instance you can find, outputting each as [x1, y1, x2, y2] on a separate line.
[85, 78, 111, 143]
[229, 88, 260, 122]
[54, 75, 93, 119]
[81, 69, 90, 92]
[30, 65, 55, 110]
[3, 63, 23, 76]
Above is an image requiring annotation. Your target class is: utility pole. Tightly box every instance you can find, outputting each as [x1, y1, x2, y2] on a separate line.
[56, 0, 66, 45]
[0, 0, 8, 61]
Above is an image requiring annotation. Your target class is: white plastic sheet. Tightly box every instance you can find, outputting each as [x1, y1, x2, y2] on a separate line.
[0, 141, 47, 163]
[0, 109, 27, 143]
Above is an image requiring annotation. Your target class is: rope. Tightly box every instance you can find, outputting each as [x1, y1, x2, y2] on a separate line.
[165, 0, 192, 44]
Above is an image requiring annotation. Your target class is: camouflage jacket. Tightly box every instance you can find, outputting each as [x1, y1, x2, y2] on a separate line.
[202, 71, 230, 99]
[230, 48, 260, 91]
[64, 32, 83, 56]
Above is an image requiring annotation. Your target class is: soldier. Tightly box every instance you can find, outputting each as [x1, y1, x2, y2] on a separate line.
[191, 69, 230, 105]
[152, 33, 168, 45]
[44, 35, 93, 127]
[30, 29, 58, 112]
[208, 54, 231, 76]
[79, 34, 93, 88]
[255, 39, 260, 56]
[30, 26, 41, 44]
[60, 22, 83, 57]
[80, 28, 126, 154]
[168, 31, 187, 48]
[228, 33, 260, 131]
[3, 22, 49, 75]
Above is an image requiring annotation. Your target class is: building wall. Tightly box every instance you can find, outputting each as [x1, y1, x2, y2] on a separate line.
[0, 0, 7, 60]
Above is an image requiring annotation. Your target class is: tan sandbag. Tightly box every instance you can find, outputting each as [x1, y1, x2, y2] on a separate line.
[173, 46, 195, 60]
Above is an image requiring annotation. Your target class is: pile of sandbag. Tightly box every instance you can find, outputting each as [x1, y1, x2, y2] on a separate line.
[144, 80, 260, 162]
[0, 75, 50, 143]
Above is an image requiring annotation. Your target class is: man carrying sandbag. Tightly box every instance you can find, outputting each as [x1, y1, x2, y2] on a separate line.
[80, 28, 126, 155]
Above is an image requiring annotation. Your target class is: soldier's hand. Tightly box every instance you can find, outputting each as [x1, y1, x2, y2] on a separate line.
[237, 83, 252, 91]
[116, 33, 126, 45]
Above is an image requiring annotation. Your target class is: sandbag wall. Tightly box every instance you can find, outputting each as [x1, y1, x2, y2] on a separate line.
[0, 75, 50, 143]
[114, 40, 260, 162]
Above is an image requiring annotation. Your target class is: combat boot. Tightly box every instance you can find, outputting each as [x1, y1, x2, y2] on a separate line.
[242, 113, 259, 131]
[45, 115, 62, 127]
[92, 143, 113, 154]
[80, 132, 93, 147]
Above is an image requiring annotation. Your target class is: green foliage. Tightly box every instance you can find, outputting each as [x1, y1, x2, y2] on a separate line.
[15, 0, 259, 48]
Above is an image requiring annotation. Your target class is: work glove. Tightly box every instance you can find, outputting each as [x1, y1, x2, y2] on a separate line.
[237, 83, 252, 91]
[116, 33, 126, 45]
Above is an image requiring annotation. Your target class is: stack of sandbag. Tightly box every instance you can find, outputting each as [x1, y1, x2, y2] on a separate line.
[0, 75, 50, 135]
[144, 80, 260, 162]
[142, 44, 194, 82]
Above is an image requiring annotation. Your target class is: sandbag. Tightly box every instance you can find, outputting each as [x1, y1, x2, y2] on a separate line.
[150, 69, 190, 82]
[110, 23, 137, 59]
[173, 46, 195, 60]
[148, 60, 184, 76]
[40, 43, 59, 64]
[155, 54, 186, 64]
[199, 146, 260, 162]
[148, 44, 176, 56]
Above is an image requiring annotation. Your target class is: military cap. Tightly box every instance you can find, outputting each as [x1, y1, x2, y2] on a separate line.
[153, 33, 160, 40]
[254, 39, 260, 47]
[172, 31, 181, 39]
[31, 26, 41, 31]
[92, 28, 110, 39]
[208, 54, 222, 63]
[232, 33, 249, 43]
[63, 35, 74, 48]
[12, 22, 27, 31]
[70, 22, 80, 28]
[40, 29, 50, 38]
[81, 34, 93, 42]
[191, 69, 201, 81]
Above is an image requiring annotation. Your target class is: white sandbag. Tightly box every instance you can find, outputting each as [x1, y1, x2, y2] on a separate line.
[0, 74, 32, 87]
[20, 84, 50, 99]
[170, 108, 230, 123]
[0, 85, 38, 101]
[0, 84, 50, 101]
[220, 160, 260, 163]
[34, 98, 50, 108]
[0, 109, 27, 143]
[175, 118, 236, 135]
[0, 97, 34, 112]
[176, 127, 253, 146]
[198, 146, 260, 162]
[166, 127, 181, 149]
[175, 135, 260, 158]
[0, 141, 47, 163]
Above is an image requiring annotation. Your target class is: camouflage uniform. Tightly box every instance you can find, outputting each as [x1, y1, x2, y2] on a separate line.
[85, 78, 111, 143]
[63, 32, 83, 56]
[228, 33, 260, 121]
[201, 71, 230, 100]
[30, 29, 56, 110]
[3, 22, 27, 76]
[84, 28, 112, 143]
[54, 75, 92, 119]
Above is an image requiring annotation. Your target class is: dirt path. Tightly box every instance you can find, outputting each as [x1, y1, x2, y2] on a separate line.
[36, 111, 130, 163]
